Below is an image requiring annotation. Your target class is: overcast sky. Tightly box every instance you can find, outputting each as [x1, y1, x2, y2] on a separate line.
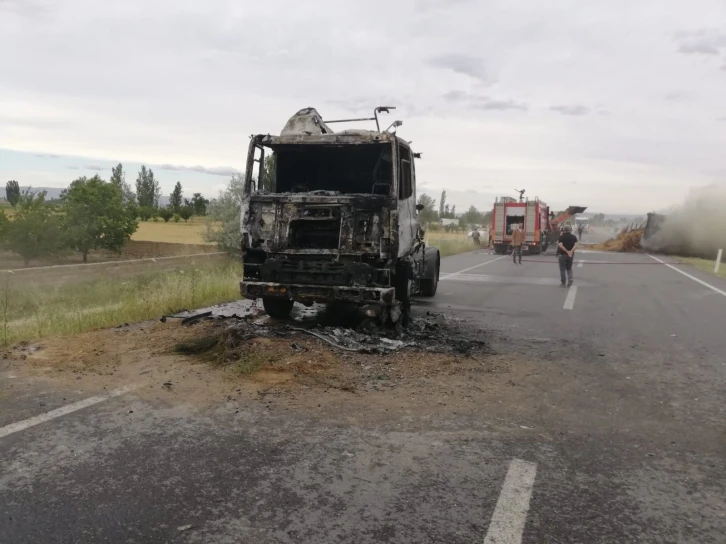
[1, 0, 725, 214]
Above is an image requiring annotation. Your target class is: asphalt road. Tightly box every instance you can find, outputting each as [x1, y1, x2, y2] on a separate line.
[2, 244, 725, 543]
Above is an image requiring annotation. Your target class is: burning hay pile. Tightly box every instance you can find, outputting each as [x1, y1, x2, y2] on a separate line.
[591, 228, 644, 252]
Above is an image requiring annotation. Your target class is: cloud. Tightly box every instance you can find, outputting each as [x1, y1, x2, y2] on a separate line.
[158, 164, 241, 176]
[414, 0, 473, 12]
[428, 54, 493, 84]
[472, 98, 528, 112]
[717, 117, 726, 122]
[66, 166, 79, 170]
[83, 164, 103, 171]
[674, 28, 726, 55]
[664, 90, 692, 102]
[677, 42, 720, 55]
[550, 105, 590, 116]
[442, 90, 528, 112]
[34, 153, 60, 159]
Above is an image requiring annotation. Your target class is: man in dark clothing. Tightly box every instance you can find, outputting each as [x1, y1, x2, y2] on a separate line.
[557, 224, 578, 287]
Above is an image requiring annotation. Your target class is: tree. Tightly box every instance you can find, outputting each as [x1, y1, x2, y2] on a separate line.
[138, 206, 154, 221]
[0, 190, 66, 266]
[62, 175, 138, 262]
[110, 163, 135, 204]
[189, 193, 209, 216]
[439, 190, 446, 218]
[170, 181, 183, 211]
[203, 173, 245, 253]
[5, 180, 20, 208]
[158, 207, 174, 222]
[451, 204, 456, 217]
[444, 204, 450, 218]
[261, 154, 277, 192]
[460, 205, 488, 227]
[417, 193, 438, 225]
[135, 166, 161, 208]
[179, 205, 194, 223]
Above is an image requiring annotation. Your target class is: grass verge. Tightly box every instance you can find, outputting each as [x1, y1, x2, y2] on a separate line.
[0, 260, 243, 347]
[678, 257, 726, 280]
[425, 232, 478, 257]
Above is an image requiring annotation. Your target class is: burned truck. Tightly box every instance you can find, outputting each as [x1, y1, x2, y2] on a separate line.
[239, 107, 440, 325]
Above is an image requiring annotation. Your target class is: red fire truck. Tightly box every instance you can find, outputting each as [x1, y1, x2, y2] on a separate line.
[490, 195, 552, 255]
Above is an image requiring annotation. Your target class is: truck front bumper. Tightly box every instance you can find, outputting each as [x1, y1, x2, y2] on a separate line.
[241, 281, 396, 306]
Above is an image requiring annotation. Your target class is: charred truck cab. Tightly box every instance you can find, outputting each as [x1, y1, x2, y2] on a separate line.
[240, 107, 440, 325]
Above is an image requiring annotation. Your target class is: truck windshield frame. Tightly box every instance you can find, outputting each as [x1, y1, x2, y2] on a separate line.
[246, 141, 396, 197]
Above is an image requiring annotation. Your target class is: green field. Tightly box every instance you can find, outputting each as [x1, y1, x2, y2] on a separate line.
[425, 232, 479, 257]
[132, 217, 214, 245]
[0, 260, 242, 347]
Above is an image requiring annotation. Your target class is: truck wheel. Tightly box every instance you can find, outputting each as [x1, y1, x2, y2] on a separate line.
[420, 259, 439, 297]
[262, 298, 294, 319]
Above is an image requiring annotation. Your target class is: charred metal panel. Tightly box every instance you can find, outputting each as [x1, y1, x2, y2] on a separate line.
[280, 108, 334, 136]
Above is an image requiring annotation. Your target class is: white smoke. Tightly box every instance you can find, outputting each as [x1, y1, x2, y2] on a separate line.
[642, 183, 726, 258]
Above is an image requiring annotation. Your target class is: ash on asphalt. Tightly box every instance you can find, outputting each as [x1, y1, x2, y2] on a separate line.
[168, 300, 491, 356]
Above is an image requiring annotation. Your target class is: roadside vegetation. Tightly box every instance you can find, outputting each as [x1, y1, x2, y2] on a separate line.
[425, 232, 479, 257]
[678, 257, 726, 280]
[1, 167, 210, 267]
[0, 260, 242, 347]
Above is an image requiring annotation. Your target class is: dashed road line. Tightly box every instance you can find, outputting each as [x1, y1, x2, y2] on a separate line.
[440, 256, 507, 279]
[577, 260, 584, 268]
[563, 286, 578, 310]
[0, 385, 137, 439]
[483, 459, 537, 544]
[647, 254, 726, 297]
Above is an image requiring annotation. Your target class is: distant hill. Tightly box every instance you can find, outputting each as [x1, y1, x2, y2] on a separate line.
[1, 186, 169, 206]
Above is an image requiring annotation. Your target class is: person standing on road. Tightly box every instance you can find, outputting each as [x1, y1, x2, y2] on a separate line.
[557, 224, 578, 287]
[577, 223, 584, 239]
[471, 227, 481, 245]
[511, 223, 524, 264]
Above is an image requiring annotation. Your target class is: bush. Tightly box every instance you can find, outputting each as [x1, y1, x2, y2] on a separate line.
[179, 205, 194, 223]
[173, 213, 181, 223]
[139, 206, 155, 221]
[158, 207, 174, 223]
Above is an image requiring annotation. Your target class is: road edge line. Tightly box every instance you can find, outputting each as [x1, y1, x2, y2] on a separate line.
[647, 254, 726, 297]
[483, 458, 537, 544]
[0, 385, 137, 439]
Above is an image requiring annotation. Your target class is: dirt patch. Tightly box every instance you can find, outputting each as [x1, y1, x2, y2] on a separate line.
[1, 317, 527, 420]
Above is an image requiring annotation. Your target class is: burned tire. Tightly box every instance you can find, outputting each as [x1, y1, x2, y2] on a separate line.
[420, 258, 439, 297]
[262, 298, 294, 319]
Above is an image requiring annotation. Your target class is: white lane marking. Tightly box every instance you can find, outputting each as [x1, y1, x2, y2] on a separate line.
[440, 256, 507, 279]
[0, 385, 137, 439]
[483, 459, 537, 544]
[647, 254, 726, 297]
[563, 286, 578, 310]
[577, 260, 584, 268]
